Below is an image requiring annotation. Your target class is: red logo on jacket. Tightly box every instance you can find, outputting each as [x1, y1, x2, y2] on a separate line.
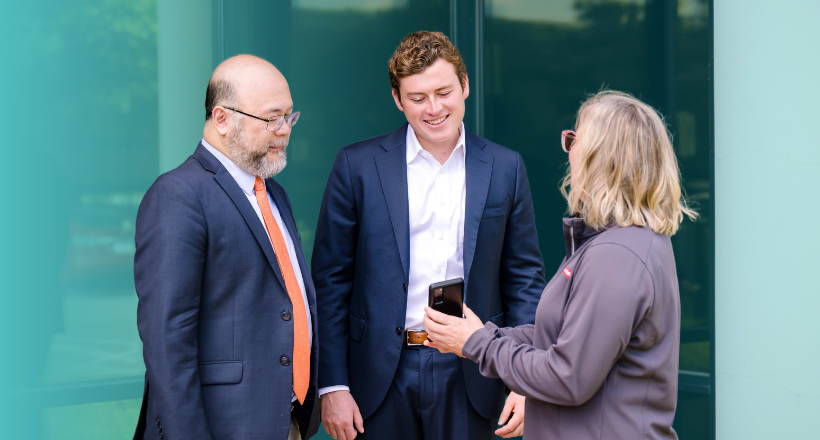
[563, 267, 572, 278]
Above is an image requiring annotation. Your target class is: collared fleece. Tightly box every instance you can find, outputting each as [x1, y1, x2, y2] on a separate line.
[463, 218, 681, 440]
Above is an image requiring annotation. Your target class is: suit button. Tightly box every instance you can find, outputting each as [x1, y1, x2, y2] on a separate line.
[281, 356, 291, 366]
[282, 311, 291, 321]
[395, 327, 401, 335]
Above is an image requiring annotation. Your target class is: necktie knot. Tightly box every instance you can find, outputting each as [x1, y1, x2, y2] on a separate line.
[254, 177, 265, 192]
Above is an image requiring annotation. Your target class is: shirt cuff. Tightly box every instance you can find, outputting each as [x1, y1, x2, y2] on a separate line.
[462, 322, 500, 363]
[319, 385, 350, 397]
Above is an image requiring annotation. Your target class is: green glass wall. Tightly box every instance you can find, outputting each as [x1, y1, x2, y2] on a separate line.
[0, 0, 713, 438]
[0, 0, 158, 438]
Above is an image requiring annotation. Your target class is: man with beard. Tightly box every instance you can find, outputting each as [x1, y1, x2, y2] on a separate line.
[133, 55, 320, 440]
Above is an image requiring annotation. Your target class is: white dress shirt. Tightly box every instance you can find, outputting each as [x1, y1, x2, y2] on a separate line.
[202, 139, 312, 401]
[318, 123, 467, 397]
[405, 122, 467, 330]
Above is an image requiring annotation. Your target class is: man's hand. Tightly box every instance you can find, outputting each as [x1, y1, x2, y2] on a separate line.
[321, 390, 364, 440]
[423, 304, 485, 357]
[495, 391, 525, 438]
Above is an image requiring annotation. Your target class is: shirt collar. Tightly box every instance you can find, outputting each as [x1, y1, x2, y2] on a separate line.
[201, 138, 258, 196]
[405, 122, 466, 165]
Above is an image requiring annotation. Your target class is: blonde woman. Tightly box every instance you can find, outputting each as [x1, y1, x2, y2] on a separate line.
[423, 91, 697, 440]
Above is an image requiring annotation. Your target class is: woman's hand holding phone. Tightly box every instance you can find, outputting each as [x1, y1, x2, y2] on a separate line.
[422, 304, 484, 358]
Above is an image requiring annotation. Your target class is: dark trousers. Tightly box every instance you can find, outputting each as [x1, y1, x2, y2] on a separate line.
[359, 345, 495, 440]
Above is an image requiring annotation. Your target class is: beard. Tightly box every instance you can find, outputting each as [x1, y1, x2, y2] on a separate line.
[225, 119, 288, 179]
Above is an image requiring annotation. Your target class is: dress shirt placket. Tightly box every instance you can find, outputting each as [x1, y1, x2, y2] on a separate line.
[432, 161, 450, 282]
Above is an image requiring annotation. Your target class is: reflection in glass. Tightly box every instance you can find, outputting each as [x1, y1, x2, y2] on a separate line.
[293, 0, 409, 12]
[1, 0, 157, 437]
[487, 0, 579, 24]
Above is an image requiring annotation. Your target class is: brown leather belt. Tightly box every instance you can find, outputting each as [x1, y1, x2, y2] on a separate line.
[404, 329, 428, 347]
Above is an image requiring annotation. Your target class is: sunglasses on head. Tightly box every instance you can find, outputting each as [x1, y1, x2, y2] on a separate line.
[561, 130, 577, 153]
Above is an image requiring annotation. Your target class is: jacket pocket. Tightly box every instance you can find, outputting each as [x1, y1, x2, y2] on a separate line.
[199, 361, 243, 385]
[481, 197, 510, 220]
[349, 312, 366, 342]
[490, 312, 505, 328]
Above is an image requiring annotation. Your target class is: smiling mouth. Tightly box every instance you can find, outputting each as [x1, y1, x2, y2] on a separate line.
[425, 115, 448, 126]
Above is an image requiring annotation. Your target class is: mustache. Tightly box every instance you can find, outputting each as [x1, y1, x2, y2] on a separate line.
[267, 138, 288, 148]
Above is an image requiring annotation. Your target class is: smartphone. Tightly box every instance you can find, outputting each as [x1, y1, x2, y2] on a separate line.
[428, 278, 464, 317]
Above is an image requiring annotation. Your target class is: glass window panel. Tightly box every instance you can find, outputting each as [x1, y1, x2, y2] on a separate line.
[0, 0, 160, 436]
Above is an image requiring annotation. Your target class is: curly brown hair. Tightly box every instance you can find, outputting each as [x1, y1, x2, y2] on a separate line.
[388, 31, 467, 101]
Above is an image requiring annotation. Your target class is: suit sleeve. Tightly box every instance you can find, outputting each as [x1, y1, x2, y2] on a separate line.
[312, 148, 358, 389]
[498, 153, 547, 327]
[135, 174, 212, 439]
[463, 244, 654, 406]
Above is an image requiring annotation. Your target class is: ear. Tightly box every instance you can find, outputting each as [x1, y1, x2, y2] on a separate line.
[211, 106, 231, 136]
[392, 89, 404, 112]
[461, 75, 470, 100]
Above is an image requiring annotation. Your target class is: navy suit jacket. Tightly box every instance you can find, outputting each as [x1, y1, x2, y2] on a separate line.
[134, 143, 320, 440]
[312, 124, 546, 420]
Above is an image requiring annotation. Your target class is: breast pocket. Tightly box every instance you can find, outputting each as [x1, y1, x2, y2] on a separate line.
[481, 197, 510, 221]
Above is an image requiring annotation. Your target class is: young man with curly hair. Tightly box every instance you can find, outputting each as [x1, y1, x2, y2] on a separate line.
[312, 31, 546, 440]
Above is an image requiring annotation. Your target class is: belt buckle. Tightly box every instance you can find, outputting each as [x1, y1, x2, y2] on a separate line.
[404, 328, 426, 346]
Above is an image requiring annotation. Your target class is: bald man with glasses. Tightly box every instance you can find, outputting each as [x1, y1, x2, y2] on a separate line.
[133, 55, 319, 440]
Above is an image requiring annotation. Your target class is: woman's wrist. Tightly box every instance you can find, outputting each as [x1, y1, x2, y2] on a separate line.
[462, 324, 496, 362]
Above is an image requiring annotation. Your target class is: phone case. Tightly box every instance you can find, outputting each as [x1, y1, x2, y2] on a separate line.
[428, 277, 464, 317]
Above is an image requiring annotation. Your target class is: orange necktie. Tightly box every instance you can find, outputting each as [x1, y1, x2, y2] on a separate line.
[254, 177, 310, 404]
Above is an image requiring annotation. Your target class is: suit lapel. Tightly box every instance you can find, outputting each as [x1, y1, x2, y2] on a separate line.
[266, 180, 320, 356]
[214, 168, 287, 291]
[374, 125, 411, 281]
[462, 131, 493, 297]
[266, 180, 317, 308]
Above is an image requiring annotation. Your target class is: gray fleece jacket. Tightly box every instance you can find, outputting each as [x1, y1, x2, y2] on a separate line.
[463, 218, 681, 440]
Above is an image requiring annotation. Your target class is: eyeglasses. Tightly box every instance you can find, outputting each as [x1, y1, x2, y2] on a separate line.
[224, 107, 300, 132]
[561, 130, 577, 153]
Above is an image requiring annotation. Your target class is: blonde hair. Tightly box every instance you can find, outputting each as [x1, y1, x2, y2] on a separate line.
[561, 91, 697, 236]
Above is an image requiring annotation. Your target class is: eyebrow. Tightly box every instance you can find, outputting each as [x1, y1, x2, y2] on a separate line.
[406, 86, 453, 96]
[265, 105, 294, 114]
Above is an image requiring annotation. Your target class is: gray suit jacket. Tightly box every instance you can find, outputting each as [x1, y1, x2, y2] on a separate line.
[464, 218, 680, 440]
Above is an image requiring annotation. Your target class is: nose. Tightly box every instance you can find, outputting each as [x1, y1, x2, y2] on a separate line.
[427, 96, 443, 115]
[273, 119, 292, 137]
